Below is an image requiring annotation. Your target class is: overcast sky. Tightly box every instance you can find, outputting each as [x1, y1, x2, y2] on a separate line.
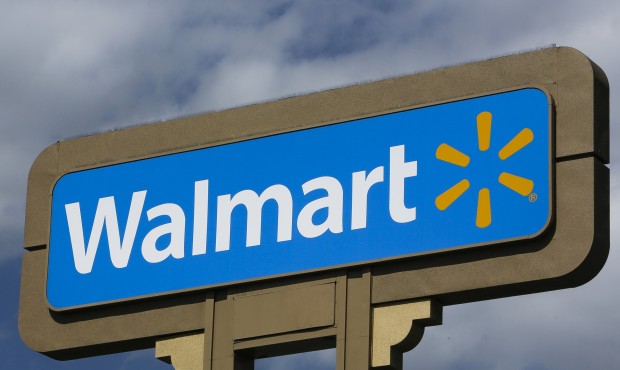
[1, 1, 618, 369]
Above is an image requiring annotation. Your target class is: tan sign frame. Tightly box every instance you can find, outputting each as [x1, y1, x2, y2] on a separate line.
[19, 47, 608, 368]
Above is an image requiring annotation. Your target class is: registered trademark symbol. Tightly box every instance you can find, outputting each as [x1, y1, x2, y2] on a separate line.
[529, 193, 538, 202]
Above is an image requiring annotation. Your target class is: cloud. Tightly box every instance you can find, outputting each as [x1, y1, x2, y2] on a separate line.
[1, 0, 618, 369]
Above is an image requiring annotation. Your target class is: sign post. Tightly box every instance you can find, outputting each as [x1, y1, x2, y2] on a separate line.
[20, 46, 609, 369]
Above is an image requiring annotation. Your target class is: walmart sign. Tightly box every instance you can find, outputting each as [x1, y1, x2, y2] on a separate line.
[48, 88, 551, 309]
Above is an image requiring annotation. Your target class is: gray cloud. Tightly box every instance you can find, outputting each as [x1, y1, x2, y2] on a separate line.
[1, 0, 618, 368]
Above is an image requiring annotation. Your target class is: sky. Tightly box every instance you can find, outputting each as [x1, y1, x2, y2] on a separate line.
[0, 1, 618, 369]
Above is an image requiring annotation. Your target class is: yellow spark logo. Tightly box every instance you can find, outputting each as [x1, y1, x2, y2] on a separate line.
[435, 112, 535, 228]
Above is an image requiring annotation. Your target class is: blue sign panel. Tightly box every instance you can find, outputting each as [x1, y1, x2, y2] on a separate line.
[48, 88, 551, 309]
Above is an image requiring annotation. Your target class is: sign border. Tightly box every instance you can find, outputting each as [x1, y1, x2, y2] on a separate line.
[44, 87, 555, 311]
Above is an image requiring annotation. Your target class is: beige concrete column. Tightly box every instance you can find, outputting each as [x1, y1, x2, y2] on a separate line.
[156, 292, 216, 370]
[211, 292, 236, 370]
[339, 268, 372, 370]
[371, 299, 442, 370]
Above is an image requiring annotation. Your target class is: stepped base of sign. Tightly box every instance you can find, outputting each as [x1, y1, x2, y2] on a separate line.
[371, 299, 443, 370]
[156, 333, 204, 370]
[155, 299, 443, 370]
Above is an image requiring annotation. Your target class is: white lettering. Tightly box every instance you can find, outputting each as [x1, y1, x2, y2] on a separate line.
[389, 145, 417, 223]
[192, 180, 209, 256]
[141, 203, 186, 263]
[215, 184, 293, 251]
[65, 191, 146, 274]
[351, 166, 384, 230]
[297, 176, 344, 238]
[64, 145, 420, 273]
